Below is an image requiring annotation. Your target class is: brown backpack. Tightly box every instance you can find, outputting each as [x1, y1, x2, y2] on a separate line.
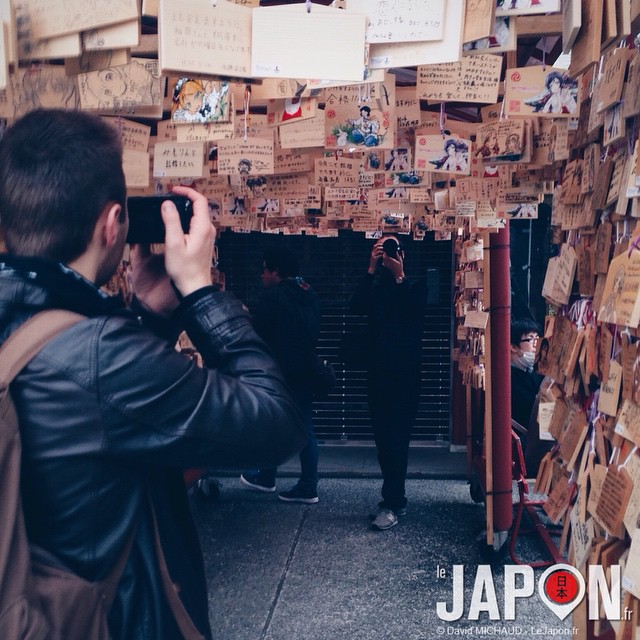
[0, 310, 132, 640]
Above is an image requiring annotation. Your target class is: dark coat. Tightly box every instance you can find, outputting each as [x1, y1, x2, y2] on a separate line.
[251, 277, 321, 402]
[0, 254, 306, 639]
[510, 365, 543, 429]
[349, 269, 427, 381]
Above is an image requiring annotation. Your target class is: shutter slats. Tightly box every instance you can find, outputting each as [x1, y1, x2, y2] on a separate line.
[218, 230, 452, 442]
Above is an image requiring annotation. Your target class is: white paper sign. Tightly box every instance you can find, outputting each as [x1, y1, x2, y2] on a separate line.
[348, 0, 445, 44]
[369, 0, 465, 68]
[251, 3, 367, 82]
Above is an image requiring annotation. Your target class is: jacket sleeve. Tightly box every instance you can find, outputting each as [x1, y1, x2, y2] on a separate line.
[89, 289, 307, 469]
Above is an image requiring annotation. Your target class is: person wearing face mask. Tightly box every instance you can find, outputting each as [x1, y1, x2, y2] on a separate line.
[510, 318, 543, 432]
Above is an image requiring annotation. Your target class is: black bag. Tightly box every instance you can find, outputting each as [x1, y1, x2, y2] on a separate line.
[310, 355, 336, 397]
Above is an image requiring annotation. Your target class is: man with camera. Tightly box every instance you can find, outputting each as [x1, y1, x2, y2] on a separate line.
[349, 236, 427, 530]
[0, 109, 306, 639]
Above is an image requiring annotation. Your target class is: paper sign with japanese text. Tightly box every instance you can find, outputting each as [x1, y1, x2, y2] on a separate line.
[314, 156, 361, 188]
[417, 54, 502, 104]
[348, 0, 445, 43]
[159, 0, 252, 78]
[152, 141, 205, 178]
[216, 138, 274, 176]
[278, 112, 325, 149]
[103, 117, 151, 152]
[369, 0, 465, 68]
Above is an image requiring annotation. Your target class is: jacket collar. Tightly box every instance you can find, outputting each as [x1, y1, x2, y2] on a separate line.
[0, 254, 126, 319]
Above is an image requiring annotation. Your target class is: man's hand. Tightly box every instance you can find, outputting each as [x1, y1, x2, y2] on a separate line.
[381, 252, 404, 280]
[162, 185, 216, 296]
[129, 244, 179, 317]
[368, 239, 384, 274]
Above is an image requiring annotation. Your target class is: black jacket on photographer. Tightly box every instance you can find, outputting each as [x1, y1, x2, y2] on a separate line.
[0, 254, 306, 640]
[251, 276, 321, 403]
[350, 267, 426, 382]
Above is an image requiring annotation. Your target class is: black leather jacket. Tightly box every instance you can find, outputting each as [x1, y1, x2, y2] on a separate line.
[0, 255, 306, 639]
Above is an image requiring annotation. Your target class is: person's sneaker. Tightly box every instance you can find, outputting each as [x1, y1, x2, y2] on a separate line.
[371, 508, 398, 530]
[195, 477, 222, 502]
[368, 506, 406, 521]
[278, 485, 319, 504]
[239, 473, 275, 493]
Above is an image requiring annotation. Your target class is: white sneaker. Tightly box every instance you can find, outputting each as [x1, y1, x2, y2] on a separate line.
[371, 508, 398, 531]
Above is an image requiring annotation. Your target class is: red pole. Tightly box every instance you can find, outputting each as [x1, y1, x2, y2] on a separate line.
[489, 224, 512, 535]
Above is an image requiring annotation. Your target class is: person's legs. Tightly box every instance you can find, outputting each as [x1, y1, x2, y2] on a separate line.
[296, 403, 318, 493]
[369, 378, 419, 515]
[278, 401, 319, 503]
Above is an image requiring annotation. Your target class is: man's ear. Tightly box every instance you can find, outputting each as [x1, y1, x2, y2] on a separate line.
[101, 203, 124, 248]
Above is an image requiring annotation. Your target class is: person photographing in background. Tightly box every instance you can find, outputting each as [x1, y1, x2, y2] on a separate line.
[349, 236, 427, 531]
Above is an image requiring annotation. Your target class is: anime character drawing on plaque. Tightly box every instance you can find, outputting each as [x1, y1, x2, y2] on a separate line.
[247, 176, 268, 197]
[12, 65, 79, 117]
[334, 105, 383, 147]
[475, 127, 500, 158]
[366, 150, 382, 170]
[171, 78, 230, 124]
[238, 159, 252, 175]
[524, 71, 578, 115]
[496, 133, 522, 161]
[384, 148, 410, 172]
[430, 139, 470, 173]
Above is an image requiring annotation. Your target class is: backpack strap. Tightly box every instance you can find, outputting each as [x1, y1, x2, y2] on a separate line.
[0, 310, 140, 619]
[0, 310, 86, 387]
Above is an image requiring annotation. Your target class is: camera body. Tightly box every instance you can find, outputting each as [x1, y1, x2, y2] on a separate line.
[382, 237, 400, 257]
[126, 195, 193, 244]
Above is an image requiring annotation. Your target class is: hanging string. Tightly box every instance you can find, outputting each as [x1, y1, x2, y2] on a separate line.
[439, 102, 446, 137]
[541, 37, 546, 70]
[306, 0, 312, 12]
[243, 85, 251, 142]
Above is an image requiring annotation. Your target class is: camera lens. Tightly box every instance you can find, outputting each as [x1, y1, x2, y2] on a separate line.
[382, 238, 399, 256]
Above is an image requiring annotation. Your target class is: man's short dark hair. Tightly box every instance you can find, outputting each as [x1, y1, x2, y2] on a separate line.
[510, 318, 541, 347]
[263, 246, 299, 279]
[0, 108, 126, 262]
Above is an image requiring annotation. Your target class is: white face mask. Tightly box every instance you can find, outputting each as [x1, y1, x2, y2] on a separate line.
[513, 350, 535, 371]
